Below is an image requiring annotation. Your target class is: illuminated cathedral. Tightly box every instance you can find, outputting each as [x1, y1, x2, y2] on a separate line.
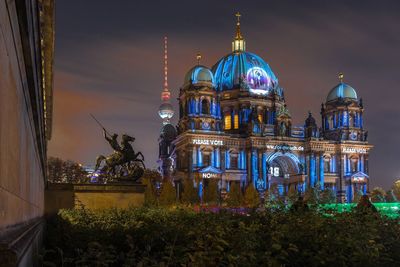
[158, 14, 373, 203]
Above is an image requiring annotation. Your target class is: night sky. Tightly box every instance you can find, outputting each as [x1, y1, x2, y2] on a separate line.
[48, 0, 400, 189]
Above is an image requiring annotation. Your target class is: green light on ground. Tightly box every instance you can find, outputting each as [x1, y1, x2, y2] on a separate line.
[320, 203, 400, 218]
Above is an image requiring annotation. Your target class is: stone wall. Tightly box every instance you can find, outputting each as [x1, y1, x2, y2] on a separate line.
[0, 0, 45, 233]
[0, 0, 54, 265]
[45, 183, 146, 214]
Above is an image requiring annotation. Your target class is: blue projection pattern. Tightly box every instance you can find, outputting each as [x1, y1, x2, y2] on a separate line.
[212, 51, 279, 95]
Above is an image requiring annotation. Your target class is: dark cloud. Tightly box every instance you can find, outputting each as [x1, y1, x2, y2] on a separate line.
[49, 0, 400, 189]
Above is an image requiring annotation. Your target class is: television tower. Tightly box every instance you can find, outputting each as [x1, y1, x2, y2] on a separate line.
[158, 36, 174, 124]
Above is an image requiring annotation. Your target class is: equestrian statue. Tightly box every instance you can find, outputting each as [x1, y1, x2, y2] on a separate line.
[91, 114, 145, 182]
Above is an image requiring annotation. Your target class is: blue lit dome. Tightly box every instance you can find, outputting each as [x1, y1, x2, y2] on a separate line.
[211, 51, 279, 95]
[326, 82, 358, 102]
[184, 65, 214, 86]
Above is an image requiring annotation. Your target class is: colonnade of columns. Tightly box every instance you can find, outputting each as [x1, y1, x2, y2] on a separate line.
[324, 110, 363, 130]
[183, 144, 369, 203]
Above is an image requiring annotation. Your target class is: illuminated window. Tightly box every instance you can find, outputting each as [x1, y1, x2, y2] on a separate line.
[230, 155, 238, 169]
[224, 115, 231, 130]
[203, 154, 211, 166]
[350, 158, 358, 172]
[324, 158, 330, 173]
[234, 114, 239, 129]
[201, 99, 209, 114]
[258, 114, 263, 123]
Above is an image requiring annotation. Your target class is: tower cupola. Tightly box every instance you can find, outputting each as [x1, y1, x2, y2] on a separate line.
[232, 12, 246, 52]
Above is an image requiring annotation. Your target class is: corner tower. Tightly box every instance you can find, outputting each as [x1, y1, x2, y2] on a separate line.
[321, 73, 371, 202]
[321, 73, 366, 142]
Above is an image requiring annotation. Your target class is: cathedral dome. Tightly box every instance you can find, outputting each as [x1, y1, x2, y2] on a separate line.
[183, 65, 214, 86]
[211, 51, 279, 95]
[326, 82, 358, 102]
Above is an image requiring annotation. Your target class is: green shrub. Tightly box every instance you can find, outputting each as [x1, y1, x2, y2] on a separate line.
[180, 178, 199, 205]
[203, 179, 219, 205]
[158, 181, 176, 206]
[226, 182, 243, 207]
[244, 184, 260, 208]
[43, 206, 400, 267]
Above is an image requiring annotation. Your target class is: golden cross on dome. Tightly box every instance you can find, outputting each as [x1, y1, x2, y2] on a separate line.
[196, 52, 202, 65]
[234, 12, 242, 39]
[235, 12, 241, 25]
[232, 12, 245, 52]
[338, 72, 344, 82]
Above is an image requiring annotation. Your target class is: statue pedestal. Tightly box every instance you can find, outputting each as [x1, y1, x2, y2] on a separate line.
[107, 177, 142, 185]
[45, 183, 146, 214]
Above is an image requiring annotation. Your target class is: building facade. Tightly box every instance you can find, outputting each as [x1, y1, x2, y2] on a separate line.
[158, 14, 372, 203]
[0, 0, 54, 265]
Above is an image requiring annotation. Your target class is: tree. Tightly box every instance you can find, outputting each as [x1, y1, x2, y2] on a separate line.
[352, 189, 363, 203]
[385, 190, 398, 203]
[243, 185, 260, 208]
[266, 184, 279, 200]
[47, 157, 88, 183]
[226, 182, 243, 207]
[181, 178, 199, 205]
[304, 187, 319, 206]
[142, 169, 163, 206]
[159, 181, 176, 206]
[392, 180, 400, 200]
[63, 160, 88, 183]
[286, 185, 298, 205]
[143, 178, 157, 206]
[320, 188, 336, 204]
[203, 179, 219, 205]
[141, 172, 158, 207]
[264, 184, 284, 209]
[47, 157, 64, 183]
[370, 187, 386, 203]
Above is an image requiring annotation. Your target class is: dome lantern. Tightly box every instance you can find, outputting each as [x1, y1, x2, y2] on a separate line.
[232, 12, 246, 53]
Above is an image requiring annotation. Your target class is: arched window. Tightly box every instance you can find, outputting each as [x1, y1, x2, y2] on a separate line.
[203, 152, 211, 167]
[258, 114, 263, 123]
[349, 113, 353, 127]
[230, 153, 238, 169]
[201, 99, 209, 114]
[234, 114, 239, 129]
[350, 157, 358, 172]
[180, 102, 184, 118]
[186, 99, 191, 114]
[224, 114, 231, 130]
[324, 157, 331, 173]
[354, 114, 357, 127]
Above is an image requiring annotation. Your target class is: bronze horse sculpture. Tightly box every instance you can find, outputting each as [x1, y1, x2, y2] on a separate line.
[95, 130, 145, 181]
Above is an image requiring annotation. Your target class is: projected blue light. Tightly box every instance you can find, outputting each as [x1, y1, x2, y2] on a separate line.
[319, 155, 324, 190]
[212, 51, 279, 93]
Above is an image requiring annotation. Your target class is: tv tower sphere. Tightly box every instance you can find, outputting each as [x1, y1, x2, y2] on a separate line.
[158, 102, 174, 121]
